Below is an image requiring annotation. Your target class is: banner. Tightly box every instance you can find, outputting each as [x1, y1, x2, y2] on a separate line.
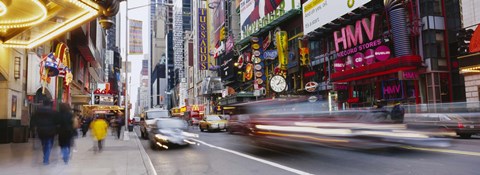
[129, 19, 143, 54]
[239, 0, 300, 39]
[303, 0, 371, 35]
[198, 8, 209, 70]
[212, 0, 226, 46]
[141, 59, 148, 76]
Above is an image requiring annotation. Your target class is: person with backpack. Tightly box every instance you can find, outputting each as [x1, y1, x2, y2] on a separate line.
[57, 103, 75, 164]
[31, 100, 59, 165]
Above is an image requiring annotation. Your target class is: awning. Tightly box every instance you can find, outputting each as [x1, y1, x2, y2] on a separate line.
[0, 0, 100, 48]
[331, 55, 422, 82]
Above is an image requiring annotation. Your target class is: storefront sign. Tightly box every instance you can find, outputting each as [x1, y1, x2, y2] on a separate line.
[382, 80, 404, 100]
[305, 81, 319, 92]
[240, 0, 300, 39]
[364, 49, 375, 65]
[469, 25, 480, 53]
[264, 50, 278, 60]
[334, 14, 381, 53]
[334, 84, 348, 91]
[198, 8, 209, 70]
[276, 31, 289, 70]
[334, 58, 345, 72]
[375, 45, 391, 61]
[304, 71, 316, 78]
[345, 56, 353, 70]
[303, 0, 371, 34]
[353, 52, 364, 67]
[399, 71, 419, 80]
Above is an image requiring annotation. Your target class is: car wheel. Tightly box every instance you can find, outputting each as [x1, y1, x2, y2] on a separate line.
[150, 141, 158, 150]
[200, 126, 204, 132]
[459, 133, 472, 139]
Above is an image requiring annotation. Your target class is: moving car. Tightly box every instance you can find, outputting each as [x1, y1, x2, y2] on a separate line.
[405, 113, 480, 139]
[226, 115, 251, 134]
[148, 118, 197, 150]
[140, 108, 170, 139]
[199, 115, 228, 132]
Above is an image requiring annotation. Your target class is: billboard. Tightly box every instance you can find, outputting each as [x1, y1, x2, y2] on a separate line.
[303, 0, 371, 35]
[129, 19, 143, 54]
[141, 59, 148, 76]
[239, 0, 300, 39]
[198, 8, 209, 70]
[211, 0, 226, 47]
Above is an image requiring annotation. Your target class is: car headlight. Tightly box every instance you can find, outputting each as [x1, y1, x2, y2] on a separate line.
[155, 134, 169, 141]
[181, 132, 199, 138]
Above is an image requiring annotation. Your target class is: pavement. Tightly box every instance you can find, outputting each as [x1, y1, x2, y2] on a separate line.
[0, 127, 156, 175]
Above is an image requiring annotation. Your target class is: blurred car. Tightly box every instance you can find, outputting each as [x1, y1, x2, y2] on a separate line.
[141, 108, 171, 139]
[405, 113, 480, 139]
[226, 115, 251, 135]
[148, 118, 198, 150]
[199, 115, 228, 132]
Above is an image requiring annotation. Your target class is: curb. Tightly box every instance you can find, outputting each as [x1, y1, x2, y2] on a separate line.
[132, 131, 157, 175]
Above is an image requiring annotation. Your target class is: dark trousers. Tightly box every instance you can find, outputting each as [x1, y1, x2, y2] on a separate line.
[116, 126, 122, 139]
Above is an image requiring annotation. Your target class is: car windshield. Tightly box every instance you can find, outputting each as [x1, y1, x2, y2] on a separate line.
[206, 115, 221, 121]
[156, 119, 187, 129]
[146, 111, 169, 119]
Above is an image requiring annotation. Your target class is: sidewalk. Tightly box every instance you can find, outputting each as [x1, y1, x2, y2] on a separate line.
[0, 128, 156, 175]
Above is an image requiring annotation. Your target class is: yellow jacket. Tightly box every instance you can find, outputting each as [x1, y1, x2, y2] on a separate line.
[90, 119, 108, 140]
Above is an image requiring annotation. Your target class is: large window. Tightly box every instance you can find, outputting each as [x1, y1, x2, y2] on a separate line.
[420, 0, 443, 17]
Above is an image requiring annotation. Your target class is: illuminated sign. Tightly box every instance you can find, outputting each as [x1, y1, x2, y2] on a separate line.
[303, 0, 371, 34]
[240, 0, 300, 39]
[276, 31, 288, 70]
[198, 8, 208, 70]
[382, 80, 404, 100]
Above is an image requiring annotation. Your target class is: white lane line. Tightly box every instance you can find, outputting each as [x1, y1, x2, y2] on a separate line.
[191, 138, 314, 175]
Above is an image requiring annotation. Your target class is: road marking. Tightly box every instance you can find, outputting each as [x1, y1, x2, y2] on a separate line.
[191, 138, 314, 175]
[401, 146, 480, 157]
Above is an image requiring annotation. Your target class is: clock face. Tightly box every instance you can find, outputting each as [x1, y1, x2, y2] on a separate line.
[270, 75, 287, 93]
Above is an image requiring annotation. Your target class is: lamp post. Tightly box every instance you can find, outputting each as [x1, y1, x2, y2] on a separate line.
[123, 1, 174, 139]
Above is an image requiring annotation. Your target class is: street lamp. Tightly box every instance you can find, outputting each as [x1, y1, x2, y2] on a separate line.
[123, 1, 174, 138]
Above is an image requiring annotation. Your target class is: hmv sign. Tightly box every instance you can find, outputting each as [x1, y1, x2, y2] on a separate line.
[333, 14, 392, 72]
[382, 79, 404, 100]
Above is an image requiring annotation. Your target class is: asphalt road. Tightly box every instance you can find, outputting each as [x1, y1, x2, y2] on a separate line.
[135, 127, 480, 175]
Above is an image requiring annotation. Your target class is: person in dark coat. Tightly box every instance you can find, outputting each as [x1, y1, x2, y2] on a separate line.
[31, 100, 58, 165]
[57, 103, 75, 164]
[81, 116, 92, 137]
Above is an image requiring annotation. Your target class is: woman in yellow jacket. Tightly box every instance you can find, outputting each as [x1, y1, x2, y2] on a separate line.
[90, 115, 108, 152]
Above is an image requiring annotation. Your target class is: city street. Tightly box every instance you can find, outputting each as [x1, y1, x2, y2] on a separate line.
[135, 127, 480, 175]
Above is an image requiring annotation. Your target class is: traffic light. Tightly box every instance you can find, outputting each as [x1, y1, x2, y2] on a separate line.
[457, 28, 474, 55]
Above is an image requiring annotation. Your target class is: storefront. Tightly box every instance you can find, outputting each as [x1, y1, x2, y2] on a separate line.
[458, 25, 480, 102]
[303, 0, 423, 109]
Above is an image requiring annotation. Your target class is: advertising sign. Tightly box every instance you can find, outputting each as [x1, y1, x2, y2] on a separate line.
[276, 31, 288, 70]
[212, 0, 226, 46]
[141, 59, 148, 76]
[382, 79, 404, 100]
[128, 19, 143, 55]
[303, 0, 371, 35]
[198, 8, 209, 70]
[240, 0, 300, 39]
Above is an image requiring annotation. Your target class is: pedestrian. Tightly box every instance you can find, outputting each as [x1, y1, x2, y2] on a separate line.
[81, 116, 91, 137]
[115, 112, 125, 139]
[110, 116, 117, 136]
[90, 115, 108, 152]
[31, 100, 58, 165]
[57, 103, 75, 164]
[391, 101, 405, 123]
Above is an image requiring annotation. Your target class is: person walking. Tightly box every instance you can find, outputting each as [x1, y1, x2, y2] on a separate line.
[115, 112, 125, 139]
[57, 103, 75, 164]
[31, 100, 58, 165]
[90, 115, 108, 152]
[80, 116, 91, 137]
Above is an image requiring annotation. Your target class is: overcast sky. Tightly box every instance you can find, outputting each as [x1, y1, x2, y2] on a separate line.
[119, 0, 150, 118]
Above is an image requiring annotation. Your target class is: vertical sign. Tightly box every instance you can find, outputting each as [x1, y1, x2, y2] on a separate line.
[141, 59, 148, 76]
[199, 8, 209, 70]
[11, 95, 17, 118]
[129, 19, 143, 55]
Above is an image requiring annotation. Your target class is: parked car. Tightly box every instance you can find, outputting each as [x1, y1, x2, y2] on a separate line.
[148, 118, 197, 150]
[140, 108, 171, 139]
[226, 115, 251, 134]
[199, 115, 228, 132]
[405, 113, 480, 139]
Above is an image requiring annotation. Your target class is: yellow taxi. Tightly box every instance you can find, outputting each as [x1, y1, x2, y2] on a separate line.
[199, 115, 228, 132]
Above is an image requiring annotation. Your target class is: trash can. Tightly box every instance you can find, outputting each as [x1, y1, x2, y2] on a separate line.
[128, 125, 134, 132]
